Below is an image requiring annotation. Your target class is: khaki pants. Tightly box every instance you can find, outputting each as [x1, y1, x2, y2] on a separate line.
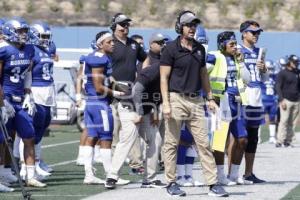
[164, 92, 217, 185]
[128, 136, 143, 169]
[277, 99, 300, 144]
[139, 113, 162, 182]
[108, 102, 139, 180]
[111, 101, 120, 153]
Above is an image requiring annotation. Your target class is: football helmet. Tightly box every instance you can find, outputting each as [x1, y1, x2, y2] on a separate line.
[90, 39, 98, 50]
[2, 17, 29, 44]
[29, 21, 52, 48]
[195, 25, 208, 44]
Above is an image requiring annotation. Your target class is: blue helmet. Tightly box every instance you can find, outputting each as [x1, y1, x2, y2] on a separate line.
[29, 21, 52, 48]
[90, 39, 98, 50]
[265, 60, 274, 69]
[279, 56, 288, 67]
[195, 25, 208, 44]
[2, 17, 30, 44]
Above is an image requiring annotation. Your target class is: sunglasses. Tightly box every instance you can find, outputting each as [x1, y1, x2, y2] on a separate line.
[118, 21, 130, 28]
[247, 30, 261, 35]
[155, 40, 166, 46]
[183, 22, 198, 28]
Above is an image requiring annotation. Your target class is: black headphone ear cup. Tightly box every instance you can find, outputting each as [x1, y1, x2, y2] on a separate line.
[110, 13, 122, 31]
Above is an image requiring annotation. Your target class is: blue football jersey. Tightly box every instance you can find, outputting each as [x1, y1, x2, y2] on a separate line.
[207, 53, 239, 95]
[32, 46, 54, 87]
[239, 45, 263, 88]
[84, 51, 112, 101]
[0, 41, 34, 97]
[262, 73, 277, 102]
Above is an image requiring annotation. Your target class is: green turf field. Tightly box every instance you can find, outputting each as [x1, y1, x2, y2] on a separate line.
[0, 124, 299, 200]
[0, 125, 141, 200]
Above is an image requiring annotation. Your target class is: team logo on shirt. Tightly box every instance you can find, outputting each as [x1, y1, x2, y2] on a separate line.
[10, 55, 15, 60]
[251, 53, 256, 58]
[131, 43, 136, 50]
[19, 53, 24, 58]
[197, 50, 201, 56]
[229, 60, 234, 65]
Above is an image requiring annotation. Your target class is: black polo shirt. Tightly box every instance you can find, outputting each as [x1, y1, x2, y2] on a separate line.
[136, 50, 161, 114]
[111, 36, 147, 82]
[160, 36, 206, 94]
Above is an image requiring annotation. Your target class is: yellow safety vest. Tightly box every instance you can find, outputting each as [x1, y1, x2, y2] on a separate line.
[208, 50, 248, 105]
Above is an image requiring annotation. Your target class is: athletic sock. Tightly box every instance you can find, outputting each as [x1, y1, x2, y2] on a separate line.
[82, 146, 94, 177]
[229, 164, 240, 180]
[93, 145, 101, 161]
[99, 148, 112, 174]
[269, 124, 276, 138]
[26, 165, 35, 180]
[13, 135, 21, 158]
[217, 165, 225, 179]
[184, 156, 194, 178]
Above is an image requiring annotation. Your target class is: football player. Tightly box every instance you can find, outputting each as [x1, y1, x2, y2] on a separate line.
[0, 17, 46, 187]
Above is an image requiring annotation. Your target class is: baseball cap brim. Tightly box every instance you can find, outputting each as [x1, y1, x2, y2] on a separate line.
[180, 12, 201, 24]
[149, 33, 168, 44]
[114, 14, 132, 24]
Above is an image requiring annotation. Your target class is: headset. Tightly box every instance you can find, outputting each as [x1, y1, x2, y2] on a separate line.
[217, 31, 235, 51]
[175, 10, 196, 34]
[110, 13, 124, 31]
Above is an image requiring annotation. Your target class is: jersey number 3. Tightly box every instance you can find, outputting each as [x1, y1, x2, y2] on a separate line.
[10, 67, 26, 83]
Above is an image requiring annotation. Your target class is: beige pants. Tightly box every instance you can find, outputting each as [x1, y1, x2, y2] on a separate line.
[277, 99, 300, 144]
[164, 92, 217, 185]
[128, 136, 143, 169]
[108, 102, 139, 180]
[111, 101, 120, 153]
[139, 113, 162, 182]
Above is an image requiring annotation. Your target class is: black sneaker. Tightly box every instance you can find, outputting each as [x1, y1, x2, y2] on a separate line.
[141, 180, 167, 188]
[244, 173, 266, 184]
[275, 143, 283, 148]
[105, 178, 117, 189]
[166, 182, 186, 196]
[284, 143, 294, 148]
[208, 184, 229, 197]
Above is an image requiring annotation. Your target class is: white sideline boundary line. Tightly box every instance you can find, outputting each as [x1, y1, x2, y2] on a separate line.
[42, 140, 79, 149]
[49, 159, 77, 167]
[4, 194, 87, 197]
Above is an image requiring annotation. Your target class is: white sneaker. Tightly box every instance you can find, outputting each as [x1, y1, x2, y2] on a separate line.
[183, 176, 194, 187]
[194, 180, 205, 187]
[26, 178, 47, 187]
[230, 177, 253, 185]
[76, 157, 85, 166]
[218, 176, 237, 186]
[116, 178, 130, 185]
[0, 168, 18, 183]
[40, 160, 54, 173]
[83, 175, 105, 185]
[36, 164, 51, 176]
[176, 176, 187, 186]
[269, 137, 277, 144]
[0, 183, 14, 192]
